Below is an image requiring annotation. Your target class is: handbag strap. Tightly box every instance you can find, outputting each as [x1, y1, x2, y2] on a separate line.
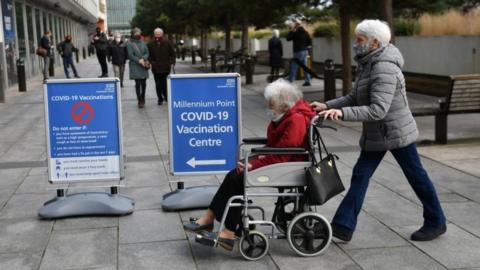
[313, 126, 331, 161]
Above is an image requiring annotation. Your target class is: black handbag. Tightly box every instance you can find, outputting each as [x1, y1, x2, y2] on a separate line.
[305, 126, 345, 205]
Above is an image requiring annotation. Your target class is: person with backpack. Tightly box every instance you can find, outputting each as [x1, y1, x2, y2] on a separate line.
[57, 35, 80, 79]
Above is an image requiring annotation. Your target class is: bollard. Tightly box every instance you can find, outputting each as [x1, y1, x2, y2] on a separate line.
[82, 47, 86, 59]
[191, 49, 196, 65]
[324, 59, 336, 101]
[245, 56, 254, 84]
[17, 58, 27, 92]
[49, 56, 55, 77]
[181, 47, 186, 61]
[75, 49, 79, 63]
[210, 52, 216, 72]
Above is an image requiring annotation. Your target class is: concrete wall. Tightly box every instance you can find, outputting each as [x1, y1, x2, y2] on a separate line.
[193, 36, 480, 75]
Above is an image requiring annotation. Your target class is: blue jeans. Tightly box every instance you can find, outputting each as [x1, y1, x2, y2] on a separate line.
[287, 50, 311, 83]
[332, 143, 446, 232]
[62, 56, 78, 78]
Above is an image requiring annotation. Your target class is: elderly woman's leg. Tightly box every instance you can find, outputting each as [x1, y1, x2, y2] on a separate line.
[188, 169, 244, 238]
[391, 143, 446, 241]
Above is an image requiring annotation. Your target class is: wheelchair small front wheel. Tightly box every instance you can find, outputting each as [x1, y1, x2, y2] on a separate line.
[239, 230, 269, 261]
[287, 212, 332, 257]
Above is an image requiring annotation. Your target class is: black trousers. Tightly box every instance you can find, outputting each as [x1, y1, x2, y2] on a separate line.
[134, 79, 147, 101]
[96, 49, 108, 75]
[153, 72, 169, 102]
[209, 169, 244, 231]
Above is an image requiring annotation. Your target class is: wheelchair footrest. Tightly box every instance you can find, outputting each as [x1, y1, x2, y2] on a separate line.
[195, 234, 216, 247]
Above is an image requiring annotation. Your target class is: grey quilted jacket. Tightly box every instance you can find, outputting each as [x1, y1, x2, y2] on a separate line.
[325, 44, 418, 151]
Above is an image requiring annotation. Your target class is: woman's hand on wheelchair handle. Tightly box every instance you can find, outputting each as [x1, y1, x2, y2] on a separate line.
[319, 109, 343, 121]
[236, 161, 252, 173]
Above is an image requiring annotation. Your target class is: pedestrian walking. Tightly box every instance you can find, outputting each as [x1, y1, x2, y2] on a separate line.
[39, 30, 53, 82]
[91, 27, 109, 77]
[57, 35, 80, 79]
[311, 19, 447, 242]
[286, 19, 312, 86]
[127, 27, 149, 108]
[148, 28, 175, 105]
[268, 29, 283, 77]
[108, 32, 127, 87]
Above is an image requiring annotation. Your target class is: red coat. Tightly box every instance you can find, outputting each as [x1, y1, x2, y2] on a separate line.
[249, 99, 316, 170]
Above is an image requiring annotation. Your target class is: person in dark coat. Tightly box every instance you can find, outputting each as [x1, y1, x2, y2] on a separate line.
[57, 35, 80, 79]
[148, 28, 176, 105]
[91, 27, 109, 77]
[127, 27, 149, 108]
[184, 79, 316, 251]
[268, 29, 283, 76]
[39, 30, 52, 81]
[312, 19, 446, 243]
[286, 19, 312, 86]
[108, 32, 127, 87]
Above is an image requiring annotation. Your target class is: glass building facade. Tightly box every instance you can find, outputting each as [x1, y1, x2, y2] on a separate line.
[107, 0, 136, 36]
[0, 0, 98, 91]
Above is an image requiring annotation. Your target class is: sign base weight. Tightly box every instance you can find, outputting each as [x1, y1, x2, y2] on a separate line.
[162, 185, 218, 211]
[38, 191, 135, 219]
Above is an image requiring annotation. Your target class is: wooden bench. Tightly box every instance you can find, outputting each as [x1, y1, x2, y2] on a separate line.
[405, 72, 480, 143]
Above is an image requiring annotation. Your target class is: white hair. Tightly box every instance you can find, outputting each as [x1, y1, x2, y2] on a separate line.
[272, 29, 280, 38]
[264, 79, 302, 108]
[131, 27, 141, 36]
[355, 19, 391, 47]
[154, 28, 164, 35]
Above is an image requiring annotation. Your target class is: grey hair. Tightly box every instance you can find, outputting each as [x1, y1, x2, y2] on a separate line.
[272, 29, 280, 38]
[131, 27, 141, 36]
[154, 27, 164, 35]
[264, 79, 302, 108]
[355, 19, 391, 47]
[113, 31, 122, 38]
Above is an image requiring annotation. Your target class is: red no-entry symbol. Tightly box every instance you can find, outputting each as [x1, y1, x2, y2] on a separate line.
[71, 101, 94, 125]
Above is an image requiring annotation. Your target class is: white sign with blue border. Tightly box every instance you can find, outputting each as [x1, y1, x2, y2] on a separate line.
[44, 78, 124, 183]
[168, 73, 241, 175]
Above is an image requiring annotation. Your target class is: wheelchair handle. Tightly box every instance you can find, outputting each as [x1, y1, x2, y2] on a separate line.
[312, 114, 337, 131]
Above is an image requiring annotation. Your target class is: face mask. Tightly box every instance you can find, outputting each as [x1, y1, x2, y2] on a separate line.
[115, 38, 121, 43]
[66, 39, 71, 42]
[266, 109, 284, 122]
[353, 42, 371, 57]
[155, 37, 162, 41]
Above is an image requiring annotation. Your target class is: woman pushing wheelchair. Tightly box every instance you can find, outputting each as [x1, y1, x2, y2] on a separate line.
[183, 79, 316, 251]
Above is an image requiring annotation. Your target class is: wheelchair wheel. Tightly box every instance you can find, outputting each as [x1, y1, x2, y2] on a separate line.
[286, 212, 332, 257]
[239, 230, 269, 261]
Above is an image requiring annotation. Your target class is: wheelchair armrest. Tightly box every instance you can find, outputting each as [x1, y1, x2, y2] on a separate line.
[242, 137, 268, 145]
[250, 147, 308, 155]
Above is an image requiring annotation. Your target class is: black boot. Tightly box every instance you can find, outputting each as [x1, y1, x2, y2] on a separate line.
[331, 223, 353, 242]
[411, 224, 447, 241]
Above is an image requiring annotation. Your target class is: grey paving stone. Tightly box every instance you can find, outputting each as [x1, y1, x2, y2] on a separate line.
[0, 252, 42, 270]
[123, 161, 169, 187]
[0, 193, 54, 219]
[15, 174, 68, 194]
[119, 240, 196, 270]
[0, 168, 29, 190]
[0, 218, 53, 253]
[268, 241, 360, 270]
[121, 186, 169, 210]
[39, 228, 117, 270]
[339, 212, 410, 250]
[190, 239, 280, 270]
[119, 209, 185, 244]
[123, 135, 160, 157]
[348, 246, 446, 270]
[54, 216, 118, 231]
[442, 202, 480, 237]
[394, 224, 480, 269]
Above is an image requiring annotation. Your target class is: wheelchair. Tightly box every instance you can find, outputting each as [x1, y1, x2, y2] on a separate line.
[195, 115, 335, 260]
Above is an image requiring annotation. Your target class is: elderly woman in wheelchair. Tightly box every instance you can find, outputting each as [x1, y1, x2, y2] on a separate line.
[184, 79, 333, 260]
